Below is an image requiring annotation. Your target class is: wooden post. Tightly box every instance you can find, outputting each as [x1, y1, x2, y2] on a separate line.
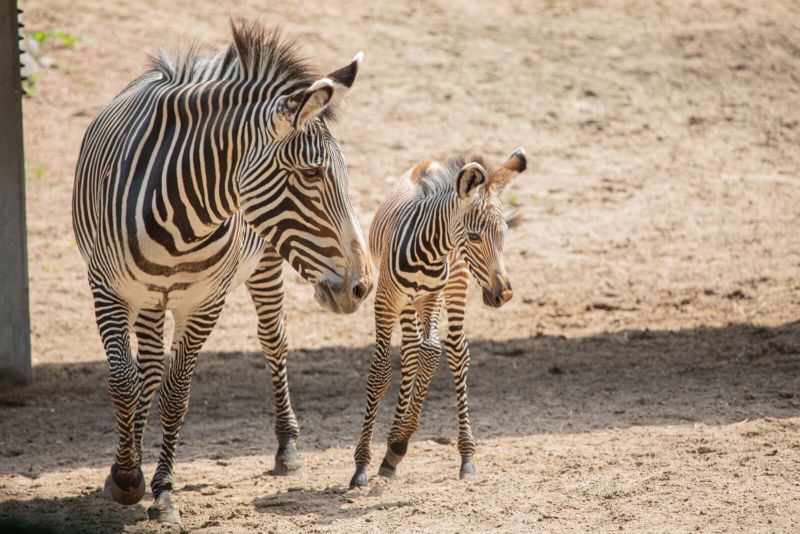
[0, 0, 32, 384]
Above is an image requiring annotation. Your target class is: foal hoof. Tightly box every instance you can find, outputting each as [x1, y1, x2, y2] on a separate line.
[272, 442, 302, 475]
[148, 491, 181, 524]
[349, 467, 368, 488]
[377, 458, 396, 478]
[106, 465, 145, 505]
[460, 459, 477, 480]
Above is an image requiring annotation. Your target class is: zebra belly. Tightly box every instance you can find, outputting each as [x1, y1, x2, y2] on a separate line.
[110, 223, 266, 313]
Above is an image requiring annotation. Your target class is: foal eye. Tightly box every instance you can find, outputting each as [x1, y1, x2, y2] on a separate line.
[467, 232, 481, 242]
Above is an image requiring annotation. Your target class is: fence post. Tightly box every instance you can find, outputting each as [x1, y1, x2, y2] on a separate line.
[0, 0, 32, 385]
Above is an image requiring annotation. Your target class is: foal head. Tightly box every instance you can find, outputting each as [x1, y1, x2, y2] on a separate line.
[453, 148, 526, 308]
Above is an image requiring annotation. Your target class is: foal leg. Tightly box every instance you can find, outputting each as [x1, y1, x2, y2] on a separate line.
[379, 305, 420, 477]
[444, 260, 477, 479]
[379, 293, 443, 477]
[132, 308, 166, 464]
[91, 284, 145, 505]
[350, 286, 401, 488]
[147, 294, 226, 524]
[246, 246, 301, 474]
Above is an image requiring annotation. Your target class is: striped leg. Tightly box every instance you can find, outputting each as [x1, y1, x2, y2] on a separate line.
[147, 295, 226, 524]
[350, 285, 401, 488]
[91, 284, 146, 505]
[379, 305, 421, 477]
[133, 308, 166, 464]
[444, 260, 477, 479]
[380, 294, 443, 476]
[246, 247, 301, 474]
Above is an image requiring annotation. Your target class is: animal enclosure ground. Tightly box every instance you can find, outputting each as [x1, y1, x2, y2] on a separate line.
[2, 0, 800, 532]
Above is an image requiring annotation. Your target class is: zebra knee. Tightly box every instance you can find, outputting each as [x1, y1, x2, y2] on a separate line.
[107, 355, 140, 408]
[419, 343, 440, 374]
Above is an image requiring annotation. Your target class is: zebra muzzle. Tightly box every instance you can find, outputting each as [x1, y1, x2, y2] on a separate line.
[313, 274, 372, 315]
[483, 276, 513, 308]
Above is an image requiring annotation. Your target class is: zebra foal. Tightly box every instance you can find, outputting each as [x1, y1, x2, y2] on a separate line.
[73, 21, 372, 523]
[350, 149, 527, 488]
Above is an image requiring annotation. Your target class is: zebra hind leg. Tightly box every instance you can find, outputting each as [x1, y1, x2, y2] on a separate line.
[387, 335, 441, 471]
[91, 285, 146, 505]
[380, 306, 420, 478]
[147, 296, 226, 524]
[246, 248, 301, 475]
[381, 294, 442, 479]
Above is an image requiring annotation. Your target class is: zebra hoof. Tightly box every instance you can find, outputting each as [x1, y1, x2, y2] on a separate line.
[106, 464, 145, 505]
[148, 491, 181, 524]
[377, 458, 396, 478]
[272, 442, 302, 475]
[349, 467, 368, 488]
[459, 459, 477, 480]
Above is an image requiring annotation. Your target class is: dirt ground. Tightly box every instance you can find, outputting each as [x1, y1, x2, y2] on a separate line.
[2, 0, 800, 532]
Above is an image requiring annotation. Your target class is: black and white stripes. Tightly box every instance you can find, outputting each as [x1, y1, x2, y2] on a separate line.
[72, 21, 371, 523]
[350, 149, 526, 488]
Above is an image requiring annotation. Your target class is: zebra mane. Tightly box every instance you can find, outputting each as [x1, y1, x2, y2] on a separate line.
[415, 155, 494, 196]
[144, 20, 336, 121]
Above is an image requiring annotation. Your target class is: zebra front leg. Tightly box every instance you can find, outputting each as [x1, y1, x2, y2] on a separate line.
[91, 285, 146, 505]
[350, 290, 400, 488]
[444, 332, 476, 479]
[379, 306, 421, 478]
[444, 262, 476, 479]
[246, 248, 301, 474]
[132, 308, 166, 464]
[147, 297, 226, 524]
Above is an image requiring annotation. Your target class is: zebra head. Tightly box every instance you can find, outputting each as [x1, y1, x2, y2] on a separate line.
[240, 53, 372, 314]
[455, 148, 527, 308]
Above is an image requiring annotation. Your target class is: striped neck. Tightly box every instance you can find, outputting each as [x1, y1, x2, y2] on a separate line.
[409, 190, 461, 263]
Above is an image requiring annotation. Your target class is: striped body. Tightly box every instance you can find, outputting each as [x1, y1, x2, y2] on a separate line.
[72, 23, 371, 522]
[350, 150, 527, 487]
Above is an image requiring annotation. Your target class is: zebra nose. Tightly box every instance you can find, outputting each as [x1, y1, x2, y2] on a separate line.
[351, 280, 369, 301]
[493, 286, 513, 307]
[491, 276, 512, 307]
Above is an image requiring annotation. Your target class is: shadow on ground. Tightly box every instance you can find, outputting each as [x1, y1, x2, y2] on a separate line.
[0, 490, 146, 534]
[1, 321, 798, 482]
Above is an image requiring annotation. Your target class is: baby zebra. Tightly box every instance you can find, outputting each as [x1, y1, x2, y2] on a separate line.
[350, 148, 527, 487]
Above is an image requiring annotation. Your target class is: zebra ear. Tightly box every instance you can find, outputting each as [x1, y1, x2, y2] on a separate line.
[291, 51, 363, 131]
[270, 52, 362, 137]
[488, 147, 527, 191]
[456, 162, 488, 201]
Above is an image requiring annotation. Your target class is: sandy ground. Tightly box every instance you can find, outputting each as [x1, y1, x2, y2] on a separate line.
[1, 0, 800, 532]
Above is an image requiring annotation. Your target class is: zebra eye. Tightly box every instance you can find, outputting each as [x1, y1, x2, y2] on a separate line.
[467, 232, 481, 242]
[298, 167, 320, 179]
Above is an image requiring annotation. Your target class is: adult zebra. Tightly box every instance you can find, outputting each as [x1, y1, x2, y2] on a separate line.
[72, 21, 372, 523]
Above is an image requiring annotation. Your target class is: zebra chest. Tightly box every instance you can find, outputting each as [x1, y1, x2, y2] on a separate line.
[394, 255, 449, 294]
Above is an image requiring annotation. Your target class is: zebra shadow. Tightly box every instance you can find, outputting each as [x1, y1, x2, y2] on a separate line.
[253, 482, 414, 526]
[0, 320, 798, 479]
[0, 490, 146, 534]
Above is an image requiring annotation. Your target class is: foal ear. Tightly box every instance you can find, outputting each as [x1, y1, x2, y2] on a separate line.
[273, 51, 363, 135]
[489, 147, 527, 191]
[456, 162, 489, 201]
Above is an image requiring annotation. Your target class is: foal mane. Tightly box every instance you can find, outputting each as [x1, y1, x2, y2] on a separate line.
[415, 154, 493, 196]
